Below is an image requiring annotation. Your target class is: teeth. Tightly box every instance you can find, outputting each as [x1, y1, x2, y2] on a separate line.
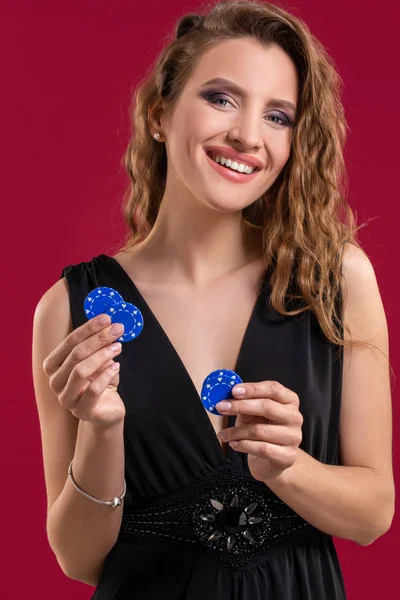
[209, 154, 256, 174]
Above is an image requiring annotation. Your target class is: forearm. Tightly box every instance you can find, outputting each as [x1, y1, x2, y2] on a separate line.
[264, 448, 394, 546]
[47, 419, 125, 580]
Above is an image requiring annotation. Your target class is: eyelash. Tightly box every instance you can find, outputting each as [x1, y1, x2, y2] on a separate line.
[205, 93, 293, 128]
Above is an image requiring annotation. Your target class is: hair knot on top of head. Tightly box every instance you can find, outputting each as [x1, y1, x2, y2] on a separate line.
[175, 13, 205, 39]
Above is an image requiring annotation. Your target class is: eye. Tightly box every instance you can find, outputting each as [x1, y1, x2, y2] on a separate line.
[206, 93, 234, 108]
[268, 113, 292, 128]
[206, 94, 293, 128]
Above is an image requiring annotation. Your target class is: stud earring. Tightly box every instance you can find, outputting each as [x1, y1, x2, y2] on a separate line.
[153, 133, 161, 140]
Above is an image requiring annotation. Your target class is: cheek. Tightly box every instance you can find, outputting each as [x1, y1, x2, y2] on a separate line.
[169, 109, 205, 151]
[269, 138, 292, 172]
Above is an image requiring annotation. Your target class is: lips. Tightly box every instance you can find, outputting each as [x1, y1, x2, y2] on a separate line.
[204, 149, 261, 183]
[204, 145, 264, 171]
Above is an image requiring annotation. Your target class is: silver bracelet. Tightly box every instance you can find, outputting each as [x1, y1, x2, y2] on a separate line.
[68, 460, 126, 508]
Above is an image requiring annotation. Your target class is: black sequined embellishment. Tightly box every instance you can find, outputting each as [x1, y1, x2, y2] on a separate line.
[120, 466, 314, 569]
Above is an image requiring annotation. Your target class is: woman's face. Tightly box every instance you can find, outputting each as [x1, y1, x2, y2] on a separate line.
[159, 37, 299, 214]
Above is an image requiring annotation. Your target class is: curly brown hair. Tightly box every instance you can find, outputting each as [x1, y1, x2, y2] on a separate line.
[116, 0, 375, 353]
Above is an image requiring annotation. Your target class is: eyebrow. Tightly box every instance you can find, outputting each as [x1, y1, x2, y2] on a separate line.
[199, 77, 297, 113]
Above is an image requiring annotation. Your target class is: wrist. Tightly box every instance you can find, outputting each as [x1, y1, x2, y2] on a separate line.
[264, 469, 290, 491]
[81, 418, 125, 438]
[264, 449, 302, 491]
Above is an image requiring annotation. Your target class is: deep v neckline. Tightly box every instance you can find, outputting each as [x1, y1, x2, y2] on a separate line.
[103, 254, 268, 463]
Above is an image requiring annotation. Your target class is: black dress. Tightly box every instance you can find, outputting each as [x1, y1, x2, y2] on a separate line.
[60, 254, 347, 599]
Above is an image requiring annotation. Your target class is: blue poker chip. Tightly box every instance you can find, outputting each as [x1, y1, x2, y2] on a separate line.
[201, 369, 243, 416]
[204, 369, 242, 386]
[105, 301, 144, 342]
[84, 287, 124, 319]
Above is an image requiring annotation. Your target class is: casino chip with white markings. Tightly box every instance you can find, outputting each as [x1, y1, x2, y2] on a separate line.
[84, 287, 144, 343]
[201, 369, 243, 416]
[84, 287, 124, 319]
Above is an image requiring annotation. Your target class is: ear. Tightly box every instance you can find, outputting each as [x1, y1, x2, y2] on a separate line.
[147, 98, 164, 136]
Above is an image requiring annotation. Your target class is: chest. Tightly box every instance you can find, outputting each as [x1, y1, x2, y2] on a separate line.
[129, 268, 266, 451]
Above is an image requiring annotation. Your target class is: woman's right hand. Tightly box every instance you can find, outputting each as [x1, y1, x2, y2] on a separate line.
[42, 314, 126, 427]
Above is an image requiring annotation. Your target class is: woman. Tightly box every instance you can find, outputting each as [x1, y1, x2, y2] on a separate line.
[32, 1, 394, 598]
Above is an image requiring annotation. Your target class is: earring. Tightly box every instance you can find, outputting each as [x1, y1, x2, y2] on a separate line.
[153, 133, 161, 140]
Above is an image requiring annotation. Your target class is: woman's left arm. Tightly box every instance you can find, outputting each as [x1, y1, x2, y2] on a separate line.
[264, 243, 394, 546]
[218, 243, 395, 546]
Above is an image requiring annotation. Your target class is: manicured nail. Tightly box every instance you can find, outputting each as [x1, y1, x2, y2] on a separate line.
[97, 314, 110, 326]
[233, 386, 245, 396]
[110, 323, 124, 336]
[216, 401, 232, 411]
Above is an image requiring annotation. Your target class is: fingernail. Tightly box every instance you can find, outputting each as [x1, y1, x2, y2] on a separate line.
[110, 323, 124, 336]
[216, 401, 232, 411]
[233, 386, 245, 396]
[97, 314, 110, 326]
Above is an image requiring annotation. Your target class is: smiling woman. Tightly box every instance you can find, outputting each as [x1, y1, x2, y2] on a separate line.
[120, 1, 357, 352]
[32, 1, 393, 599]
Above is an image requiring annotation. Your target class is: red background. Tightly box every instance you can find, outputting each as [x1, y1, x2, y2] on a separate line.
[1, 0, 398, 597]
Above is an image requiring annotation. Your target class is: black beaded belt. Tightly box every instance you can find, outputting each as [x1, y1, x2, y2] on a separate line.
[119, 465, 317, 569]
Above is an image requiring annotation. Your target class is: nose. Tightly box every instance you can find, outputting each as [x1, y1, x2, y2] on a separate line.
[227, 111, 263, 151]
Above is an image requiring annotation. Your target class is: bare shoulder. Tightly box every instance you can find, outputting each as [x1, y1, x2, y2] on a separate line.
[341, 241, 375, 278]
[35, 276, 70, 319]
[340, 242, 386, 345]
[111, 245, 150, 283]
[33, 277, 72, 359]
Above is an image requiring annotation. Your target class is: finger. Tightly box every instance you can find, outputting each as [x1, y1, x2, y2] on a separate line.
[90, 358, 116, 381]
[50, 324, 123, 395]
[59, 357, 116, 402]
[43, 313, 115, 376]
[80, 358, 116, 392]
[216, 397, 296, 423]
[74, 358, 121, 399]
[232, 381, 298, 405]
[59, 344, 122, 409]
[71, 361, 121, 420]
[218, 423, 301, 446]
[228, 439, 297, 466]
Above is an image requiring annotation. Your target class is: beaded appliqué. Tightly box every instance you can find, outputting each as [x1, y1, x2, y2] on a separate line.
[120, 466, 314, 569]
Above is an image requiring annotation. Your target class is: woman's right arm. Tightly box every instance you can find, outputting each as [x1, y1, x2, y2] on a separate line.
[32, 277, 126, 585]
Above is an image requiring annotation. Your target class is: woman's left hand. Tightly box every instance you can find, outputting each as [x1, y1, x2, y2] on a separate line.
[216, 380, 303, 482]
